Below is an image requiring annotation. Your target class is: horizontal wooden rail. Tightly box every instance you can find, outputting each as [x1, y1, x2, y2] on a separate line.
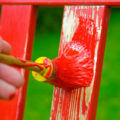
[0, 0, 120, 6]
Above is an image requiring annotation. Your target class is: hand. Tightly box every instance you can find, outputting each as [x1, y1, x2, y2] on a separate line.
[0, 38, 24, 100]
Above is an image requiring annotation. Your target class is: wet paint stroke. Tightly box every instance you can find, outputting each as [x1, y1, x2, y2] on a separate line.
[50, 6, 110, 120]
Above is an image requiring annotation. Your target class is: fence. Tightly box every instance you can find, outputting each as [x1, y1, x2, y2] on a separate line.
[0, 0, 119, 120]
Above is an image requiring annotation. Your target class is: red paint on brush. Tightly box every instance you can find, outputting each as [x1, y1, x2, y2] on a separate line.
[16, 58, 52, 79]
[48, 13, 96, 89]
[16, 59, 44, 70]
[19, 58, 52, 79]
[48, 41, 93, 89]
[43, 58, 52, 79]
[43, 58, 51, 68]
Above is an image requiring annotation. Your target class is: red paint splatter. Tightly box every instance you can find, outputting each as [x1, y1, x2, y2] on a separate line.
[9, 93, 15, 100]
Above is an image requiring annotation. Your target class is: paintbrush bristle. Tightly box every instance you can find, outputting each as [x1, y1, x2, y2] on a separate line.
[48, 41, 93, 89]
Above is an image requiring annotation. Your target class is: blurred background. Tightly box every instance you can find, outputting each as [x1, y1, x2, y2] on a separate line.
[24, 7, 120, 120]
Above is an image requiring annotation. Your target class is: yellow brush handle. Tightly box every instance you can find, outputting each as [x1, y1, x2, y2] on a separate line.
[0, 54, 53, 82]
[0, 53, 43, 73]
[32, 57, 53, 82]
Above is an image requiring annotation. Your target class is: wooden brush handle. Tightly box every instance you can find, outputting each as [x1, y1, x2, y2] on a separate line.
[0, 53, 43, 73]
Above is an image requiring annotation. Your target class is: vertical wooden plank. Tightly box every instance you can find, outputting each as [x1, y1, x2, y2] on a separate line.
[0, 5, 37, 120]
[50, 6, 110, 120]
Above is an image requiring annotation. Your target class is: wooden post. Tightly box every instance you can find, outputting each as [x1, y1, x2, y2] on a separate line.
[50, 6, 110, 120]
[0, 5, 37, 120]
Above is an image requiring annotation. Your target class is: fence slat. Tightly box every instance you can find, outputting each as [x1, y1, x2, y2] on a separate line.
[0, 5, 37, 120]
[0, 0, 120, 6]
[50, 6, 110, 120]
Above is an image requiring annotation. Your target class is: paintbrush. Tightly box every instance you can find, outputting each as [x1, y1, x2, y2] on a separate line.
[0, 41, 93, 89]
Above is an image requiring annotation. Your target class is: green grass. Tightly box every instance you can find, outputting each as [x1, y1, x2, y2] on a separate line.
[24, 32, 60, 120]
[24, 8, 120, 120]
[96, 9, 120, 120]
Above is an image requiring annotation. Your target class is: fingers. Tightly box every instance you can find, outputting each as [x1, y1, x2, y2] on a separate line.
[0, 37, 24, 100]
[0, 37, 11, 54]
[0, 79, 16, 100]
[0, 64, 24, 88]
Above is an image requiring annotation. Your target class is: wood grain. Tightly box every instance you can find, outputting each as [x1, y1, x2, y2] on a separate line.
[0, 0, 120, 6]
[50, 6, 110, 120]
[0, 5, 37, 120]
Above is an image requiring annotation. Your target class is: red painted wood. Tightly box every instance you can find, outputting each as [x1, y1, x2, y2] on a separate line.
[0, 0, 120, 6]
[50, 6, 110, 120]
[0, 5, 37, 120]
